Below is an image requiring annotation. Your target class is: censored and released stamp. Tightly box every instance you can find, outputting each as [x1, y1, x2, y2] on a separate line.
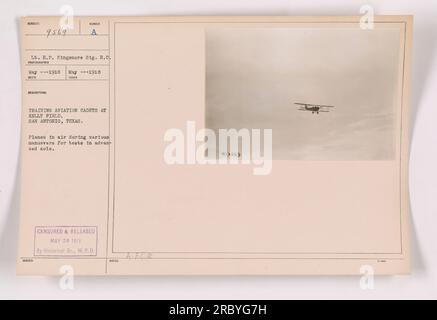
[34, 226, 98, 257]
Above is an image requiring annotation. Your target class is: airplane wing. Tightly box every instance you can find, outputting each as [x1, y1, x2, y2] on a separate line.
[295, 102, 335, 108]
[319, 104, 335, 108]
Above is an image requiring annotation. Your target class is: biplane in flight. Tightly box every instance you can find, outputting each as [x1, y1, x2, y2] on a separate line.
[294, 102, 335, 114]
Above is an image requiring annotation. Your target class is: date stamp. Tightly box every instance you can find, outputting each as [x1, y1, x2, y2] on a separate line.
[34, 226, 98, 257]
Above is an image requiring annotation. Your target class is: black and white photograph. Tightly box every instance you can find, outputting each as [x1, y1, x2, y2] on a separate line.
[206, 27, 402, 160]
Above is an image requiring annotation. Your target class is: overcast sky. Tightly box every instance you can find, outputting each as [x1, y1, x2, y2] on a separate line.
[206, 26, 402, 160]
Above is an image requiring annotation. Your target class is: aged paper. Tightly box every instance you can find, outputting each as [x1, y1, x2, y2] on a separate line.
[18, 16, 412, 275]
